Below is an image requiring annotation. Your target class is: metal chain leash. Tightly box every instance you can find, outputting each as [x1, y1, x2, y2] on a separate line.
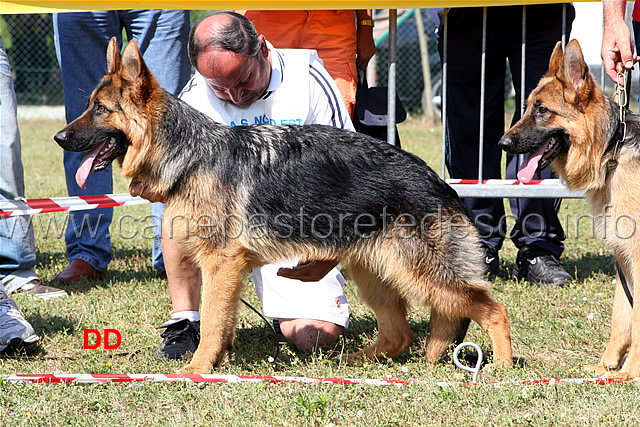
[608, 64, 629, 172]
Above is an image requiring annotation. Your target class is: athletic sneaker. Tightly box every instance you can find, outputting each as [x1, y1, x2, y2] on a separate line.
[155, 318, 200, 360]
[513, 245, 572, 287]
[0, 291, 39, 353]
[482, 244, 500, 280]
[11, 279, 68, 300]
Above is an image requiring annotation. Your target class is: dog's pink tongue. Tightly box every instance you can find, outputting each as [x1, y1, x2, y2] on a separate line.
[75, 142, 106, 189]
[517, 144, 547, 183]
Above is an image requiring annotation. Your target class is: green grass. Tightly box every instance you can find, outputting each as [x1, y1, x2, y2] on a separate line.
[1, 117, 639, 425]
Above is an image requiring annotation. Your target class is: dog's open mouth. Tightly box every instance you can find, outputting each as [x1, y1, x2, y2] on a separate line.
[76, 135, 127, 189]
[517, 136, 565, 183]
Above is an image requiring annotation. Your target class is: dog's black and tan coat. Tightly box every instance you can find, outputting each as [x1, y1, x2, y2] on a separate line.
[54, 38, 512, 373]
[500, 39, 640, 377]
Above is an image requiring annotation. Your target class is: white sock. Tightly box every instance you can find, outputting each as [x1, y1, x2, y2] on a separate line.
[171, 311, 200, 323]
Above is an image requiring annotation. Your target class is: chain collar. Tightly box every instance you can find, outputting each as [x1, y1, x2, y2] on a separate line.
[607, 64, 628, 172]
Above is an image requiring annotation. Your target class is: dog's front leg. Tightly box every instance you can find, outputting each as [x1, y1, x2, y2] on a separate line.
[180, 248, 248, 373]
[618, 260, 640, 377]
[586, 269, 632, 376]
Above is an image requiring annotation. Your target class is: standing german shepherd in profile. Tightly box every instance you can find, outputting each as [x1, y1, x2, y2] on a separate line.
[500, 39, 640, 377]
[54, 38, 512, 373]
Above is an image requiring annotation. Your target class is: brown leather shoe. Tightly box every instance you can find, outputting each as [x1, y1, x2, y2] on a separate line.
[51, 259, 107, 284]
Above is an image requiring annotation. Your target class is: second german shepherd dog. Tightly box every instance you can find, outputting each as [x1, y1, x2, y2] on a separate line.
[54, 38, 512, 373]
[500, 39, 640, 377]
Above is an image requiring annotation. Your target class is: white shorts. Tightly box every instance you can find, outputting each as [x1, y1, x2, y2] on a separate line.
[253, 258, 349, 328]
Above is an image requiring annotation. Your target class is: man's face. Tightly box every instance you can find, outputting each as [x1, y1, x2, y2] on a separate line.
[197, 39, 271, 108]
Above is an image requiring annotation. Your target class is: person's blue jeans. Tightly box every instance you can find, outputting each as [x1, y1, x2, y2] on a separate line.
[0, 39, 37, 279]
[53, 10, 191, 271]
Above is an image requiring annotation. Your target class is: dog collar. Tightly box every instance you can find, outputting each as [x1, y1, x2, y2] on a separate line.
[605, 105, 626, 173]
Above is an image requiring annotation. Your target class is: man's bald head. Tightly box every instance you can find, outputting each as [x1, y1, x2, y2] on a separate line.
[188, 11, 261, 69]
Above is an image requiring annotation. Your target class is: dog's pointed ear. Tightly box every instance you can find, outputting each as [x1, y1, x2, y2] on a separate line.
[563, 39, 591, 93]
[547, 41, 564, 76]
[106, 37, 121, 75]
[120, 39, 144, 84]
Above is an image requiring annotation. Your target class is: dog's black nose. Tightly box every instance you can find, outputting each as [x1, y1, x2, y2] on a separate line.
[54, 130, 69, 145]
[497, 135, 512, 152]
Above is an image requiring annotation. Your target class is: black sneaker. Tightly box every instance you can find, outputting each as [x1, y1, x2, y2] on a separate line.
[512, 246, 572, 287]
[155, 318, 200, 360]
[482, 244, 500, 280]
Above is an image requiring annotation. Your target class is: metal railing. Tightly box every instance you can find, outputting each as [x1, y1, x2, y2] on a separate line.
[440, 3, 585, 199]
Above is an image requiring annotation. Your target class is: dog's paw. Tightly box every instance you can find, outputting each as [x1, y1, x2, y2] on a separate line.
[599, 370, 633, 379]
[338, 351, 367, 365]
[583, 364, 611, 376]
[176, 363, 212, 374]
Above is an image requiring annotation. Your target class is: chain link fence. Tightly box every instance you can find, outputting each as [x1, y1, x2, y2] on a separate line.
[372, 9, 442, 118]
[0, 14, 61, 105]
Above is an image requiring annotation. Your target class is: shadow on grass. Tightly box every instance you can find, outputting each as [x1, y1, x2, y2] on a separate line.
[35, 247, 158, 293]
[562, 251, 616, 280]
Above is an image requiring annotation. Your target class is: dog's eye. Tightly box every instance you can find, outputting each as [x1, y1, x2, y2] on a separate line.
[94, 101, 109, 114]
[538, 106, 549, 114]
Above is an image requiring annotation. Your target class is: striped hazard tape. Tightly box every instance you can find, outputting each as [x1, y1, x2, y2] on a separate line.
[0, 193, 149, 218]
[0, 178, 580, 218]
[2, 373, 640, 387]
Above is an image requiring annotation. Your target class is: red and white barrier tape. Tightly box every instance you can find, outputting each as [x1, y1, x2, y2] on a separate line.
[446, 179, 546, 186]
[0, 194, 149, 218]
[2, 373, 639, 387]
[0, 179, 565, 218]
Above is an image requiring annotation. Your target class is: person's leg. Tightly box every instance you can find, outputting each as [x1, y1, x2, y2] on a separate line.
[438, 8, 509, 268]
[121, 10, 191, 96]
[154, 230, 203, 360]
[0, 40, 36, 282]
[120, 9, 192, 274]
[302, 11, 358, 118]
[254, 260, 348, 352]
[53, 12, 121, 276]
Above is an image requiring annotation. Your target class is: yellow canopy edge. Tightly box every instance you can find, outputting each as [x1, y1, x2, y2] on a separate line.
[0, 0, 586, 15]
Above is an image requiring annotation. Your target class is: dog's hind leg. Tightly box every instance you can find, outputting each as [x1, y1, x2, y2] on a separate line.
[181, 248, 249, 373]
[456, 287, 513, 367]
[344, 262, 414, 361]
[424, 309, 469, 363]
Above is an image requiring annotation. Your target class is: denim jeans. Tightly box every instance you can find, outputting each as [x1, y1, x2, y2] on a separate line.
[0, 39, 37, 280]
[53, 10, 191, 271]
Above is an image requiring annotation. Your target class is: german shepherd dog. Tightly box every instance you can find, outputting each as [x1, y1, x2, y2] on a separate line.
[500, 39, 640, 377]
[54, 38, 512, 373]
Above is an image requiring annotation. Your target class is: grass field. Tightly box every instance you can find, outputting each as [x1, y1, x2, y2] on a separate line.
[1, 117, 640, 425]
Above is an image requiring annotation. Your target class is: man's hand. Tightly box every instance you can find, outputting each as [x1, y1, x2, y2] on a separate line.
[277, 259, 339, 282]
[602, 0, 640, 84]
[129, 178, 167, 203]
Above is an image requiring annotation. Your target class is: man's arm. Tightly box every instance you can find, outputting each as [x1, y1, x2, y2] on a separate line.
[602, 0, 639, 83]
[356, 10, 376, 71]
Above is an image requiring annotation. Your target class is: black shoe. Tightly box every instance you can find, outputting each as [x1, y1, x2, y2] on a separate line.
[155, 318, 200, 360]
[482, 244, 500, 280]
[512, 246, 572, 287]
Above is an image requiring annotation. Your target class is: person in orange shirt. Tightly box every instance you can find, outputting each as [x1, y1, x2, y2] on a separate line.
[237, 10, 376, 118]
